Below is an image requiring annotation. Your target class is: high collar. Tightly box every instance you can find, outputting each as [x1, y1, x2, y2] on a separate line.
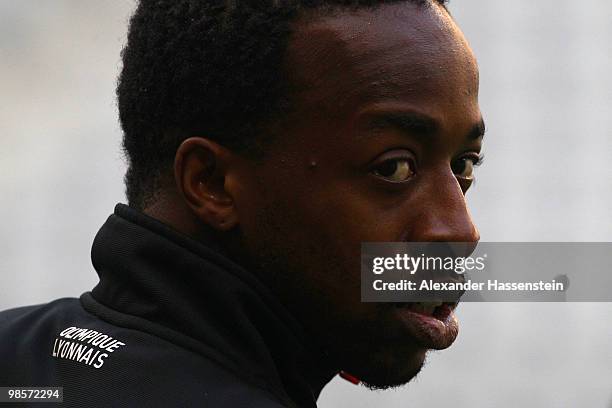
[90, 204, 336, 407]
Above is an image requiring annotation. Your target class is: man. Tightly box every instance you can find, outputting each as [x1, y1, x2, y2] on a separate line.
[0, 0, 484, 406]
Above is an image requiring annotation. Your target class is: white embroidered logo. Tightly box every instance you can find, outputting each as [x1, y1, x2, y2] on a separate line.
[51, 326, 126, 369]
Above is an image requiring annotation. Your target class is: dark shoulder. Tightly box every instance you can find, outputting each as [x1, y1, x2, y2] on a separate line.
[0, 299, 288, 407]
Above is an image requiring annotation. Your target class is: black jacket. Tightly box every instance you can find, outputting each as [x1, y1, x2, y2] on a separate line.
[0, 204, 334, 407]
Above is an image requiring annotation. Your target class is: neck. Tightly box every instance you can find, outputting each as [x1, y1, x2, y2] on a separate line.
[93, 204, 338, 405]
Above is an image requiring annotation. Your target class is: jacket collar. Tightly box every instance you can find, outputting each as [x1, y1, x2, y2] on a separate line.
[90, 204, 335, 407]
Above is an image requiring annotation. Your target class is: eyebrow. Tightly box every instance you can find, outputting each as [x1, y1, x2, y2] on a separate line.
[365, 111, 486, 141]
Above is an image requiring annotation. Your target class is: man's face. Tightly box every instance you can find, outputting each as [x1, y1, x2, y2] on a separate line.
[232, 2, 483, 388]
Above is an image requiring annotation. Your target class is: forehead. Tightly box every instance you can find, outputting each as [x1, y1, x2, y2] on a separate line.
[284, 2, 479, 120]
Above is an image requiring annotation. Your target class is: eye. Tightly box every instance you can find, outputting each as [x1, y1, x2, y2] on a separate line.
[371, 154, 416, 183]
[452, 154, 483, 179]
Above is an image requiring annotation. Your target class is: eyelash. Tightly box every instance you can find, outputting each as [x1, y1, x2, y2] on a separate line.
[457, 151, 484, 163]
[454, 153, 484, 171]
[471, 153, 485, 167]
[369, 151, 484, 182]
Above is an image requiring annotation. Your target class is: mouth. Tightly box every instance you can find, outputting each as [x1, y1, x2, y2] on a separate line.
[391, 301, 459, 350]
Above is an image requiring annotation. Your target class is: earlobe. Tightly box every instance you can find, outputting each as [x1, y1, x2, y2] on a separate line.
[174, 137, 239, 231]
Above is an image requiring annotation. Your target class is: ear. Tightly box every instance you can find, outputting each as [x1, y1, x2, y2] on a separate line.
[174, 137, 238, 231]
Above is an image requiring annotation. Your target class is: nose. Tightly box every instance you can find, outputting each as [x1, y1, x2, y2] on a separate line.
[404, 170, 480, 246]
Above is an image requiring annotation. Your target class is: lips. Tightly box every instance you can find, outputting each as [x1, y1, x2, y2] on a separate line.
[392, 301, 459, 350]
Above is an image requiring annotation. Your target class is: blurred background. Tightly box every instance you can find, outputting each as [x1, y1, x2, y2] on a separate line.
[1, 1, 611, 406]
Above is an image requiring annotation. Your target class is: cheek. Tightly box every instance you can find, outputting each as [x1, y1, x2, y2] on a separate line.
[239, 177, 361, 305]
[235, 158, 417, 293]
[268, 182, 406, 298]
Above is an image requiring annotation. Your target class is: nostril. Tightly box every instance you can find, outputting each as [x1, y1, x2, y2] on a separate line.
[452, 240, 479, 258]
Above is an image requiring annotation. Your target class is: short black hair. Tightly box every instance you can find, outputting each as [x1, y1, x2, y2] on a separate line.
[118, 0, 448, 209]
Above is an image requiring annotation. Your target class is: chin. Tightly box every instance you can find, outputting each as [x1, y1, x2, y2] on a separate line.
[339, 340, 429, 390]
